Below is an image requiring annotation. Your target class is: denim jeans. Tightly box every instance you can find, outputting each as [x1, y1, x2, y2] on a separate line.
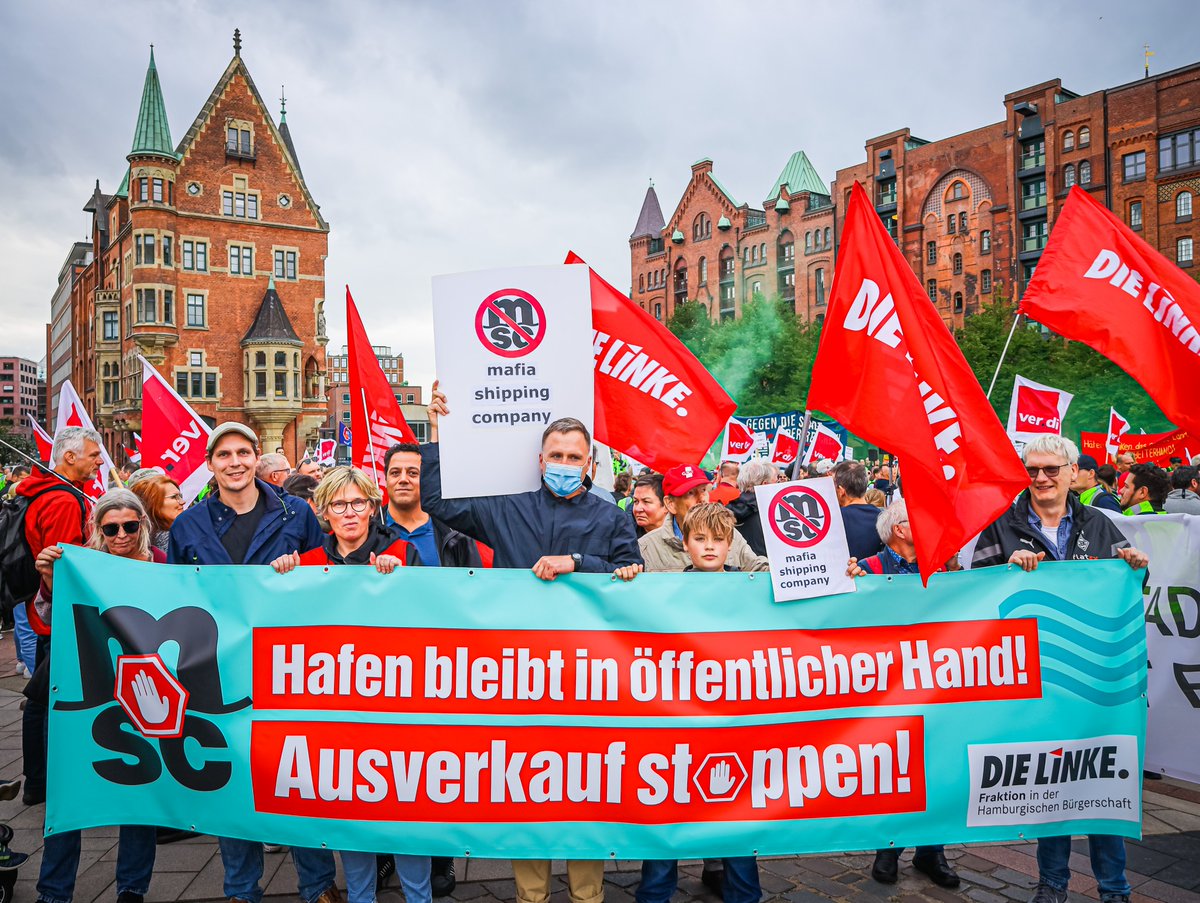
[342, 853, 431, 903]
[36, 825, 156, 903]
[637, 857, 761, 903]
[1037, 835, 1130, 896]
[22, 634, 50, 798]
[13, 602, 36, 672]
[218, 838, 336, 903]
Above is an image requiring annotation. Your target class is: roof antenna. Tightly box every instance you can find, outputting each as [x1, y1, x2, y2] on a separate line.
[280, 85, 287, 123]
[233, 28, 242, 56]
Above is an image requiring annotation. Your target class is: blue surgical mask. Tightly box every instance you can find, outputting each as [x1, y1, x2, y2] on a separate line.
[544, 462, 584, 497]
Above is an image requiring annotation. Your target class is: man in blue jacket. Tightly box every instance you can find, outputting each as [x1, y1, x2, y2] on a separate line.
[168, 422, 337, 903]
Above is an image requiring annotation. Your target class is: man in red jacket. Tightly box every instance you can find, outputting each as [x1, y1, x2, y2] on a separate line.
[19, 426, 100, 805]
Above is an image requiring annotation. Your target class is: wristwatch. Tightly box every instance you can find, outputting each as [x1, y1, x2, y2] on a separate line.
[570, 553, 583, 571]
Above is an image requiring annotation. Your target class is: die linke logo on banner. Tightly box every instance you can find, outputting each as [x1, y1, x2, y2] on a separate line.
[768, 485, 831, 548]
[475, 289, 546, 358]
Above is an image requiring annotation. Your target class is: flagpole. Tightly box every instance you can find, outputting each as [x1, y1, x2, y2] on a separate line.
[359, 388, 386, 526]
[0, 437, 97, 507]
[985, 312, 1021, 400]
[795, 410, 812, 478]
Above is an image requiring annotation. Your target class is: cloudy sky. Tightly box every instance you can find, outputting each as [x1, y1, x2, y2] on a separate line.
[0, 0, 1193, 391]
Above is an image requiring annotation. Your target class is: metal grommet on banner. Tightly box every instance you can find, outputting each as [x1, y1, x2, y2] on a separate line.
[323, 567, 330, 574]
[321, 842, 328, 848]
[195, 567, 201, 573]
[467, 569, 475, 577]
[748, 574, 755, 580]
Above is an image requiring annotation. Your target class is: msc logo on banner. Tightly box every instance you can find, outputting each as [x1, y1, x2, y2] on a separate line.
[57, 605, 250, 791]
[475, 289, 545, 358]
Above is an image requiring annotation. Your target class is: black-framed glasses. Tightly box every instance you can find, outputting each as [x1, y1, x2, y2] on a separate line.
[327, 498, 370, 515]
[100, 520, 142, 537]
[1026, 464, 1064, 479]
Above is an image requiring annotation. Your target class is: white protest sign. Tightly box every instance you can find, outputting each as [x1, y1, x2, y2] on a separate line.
[753, 478, 857, 602]
[432, 265, 594, 498]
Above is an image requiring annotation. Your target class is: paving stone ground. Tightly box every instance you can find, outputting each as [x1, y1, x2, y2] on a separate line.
[0, 634, 1196, 903]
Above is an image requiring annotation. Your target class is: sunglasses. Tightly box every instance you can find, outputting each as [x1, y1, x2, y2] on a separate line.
[1026, 465, 1065, 479]
[100, 520, 142, 537]
[327, 498, 370, 515]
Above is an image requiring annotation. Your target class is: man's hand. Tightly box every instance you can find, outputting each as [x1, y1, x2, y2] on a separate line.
[371, 552, 403, 574]
[427, 379, 448, 443]
[1116, 546, 1149, 570]
[846, 557, 867, 578]
[35, 545, 64, 590]
[613, 563, 643, 582]
[532, 555, 576, 581]
[1008, 549, 1046, 572]
[270, 551, 301, 574]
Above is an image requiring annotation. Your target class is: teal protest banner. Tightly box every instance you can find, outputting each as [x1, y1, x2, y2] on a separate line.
[47, 547, 1146, 858]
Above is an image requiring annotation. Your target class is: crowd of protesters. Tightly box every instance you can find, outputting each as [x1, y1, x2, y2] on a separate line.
[1, 396, 1194, 903]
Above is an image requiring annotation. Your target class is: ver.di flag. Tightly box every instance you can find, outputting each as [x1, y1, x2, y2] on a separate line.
[347, 288, 417, 487]
[806, 181, 1028, 584]
[1020, 186, 1200, 437]
[802, 422, 845, 465]
[1105, 407, 1131, 460]
[566, 253, 737, 474]
[720, 416, 758, 463]
[1006, 375, 1072, 440]
[28, 416, 52, 463]
[51, 380, 116, 500]
[139, 356, 213, 504]
[769, 424, 800, 466]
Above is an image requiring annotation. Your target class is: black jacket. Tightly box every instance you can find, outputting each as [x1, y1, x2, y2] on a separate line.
[972, 490, 1129, 568]
[431, 517, 485, 568]
[727, 491, 766, 557]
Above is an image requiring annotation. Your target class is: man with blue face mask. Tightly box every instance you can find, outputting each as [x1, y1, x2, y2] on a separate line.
[418, 380, 642, 579]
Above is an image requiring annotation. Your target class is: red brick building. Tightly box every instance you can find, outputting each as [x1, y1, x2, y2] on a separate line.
[70, 31, 329, 461]
[629, 152, 835, 324]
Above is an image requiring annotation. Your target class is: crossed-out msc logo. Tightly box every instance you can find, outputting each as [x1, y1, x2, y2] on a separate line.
[57, 605, 250, 791]
[475, 288, 545, 358]
[767, 485, 831, 548]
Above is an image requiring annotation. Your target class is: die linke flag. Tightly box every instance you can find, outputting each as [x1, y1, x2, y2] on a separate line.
[28, 416, 52, 463]
[51, 380, 117, 501]
[720, 416, 758, 463]
[1020, 185, 1200, 437]
[1006, 375, 1073, 438]
[347, 288, 417, 486]
[565, 253, 737, 474]
[769, 424, 800, 465]
[139, 357, 213, 504]
[1106, 407, 1131, 459]
[802, 422, 845, 465]
[806, 181, 1028, 584]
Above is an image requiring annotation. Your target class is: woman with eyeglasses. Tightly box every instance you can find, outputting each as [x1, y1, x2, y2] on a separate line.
[31, 488, 160, 903]
[269, 467, 428, 903]
[129, 474, 187, 552]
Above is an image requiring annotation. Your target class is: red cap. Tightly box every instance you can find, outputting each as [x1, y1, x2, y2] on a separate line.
[662, 464, 710, 498]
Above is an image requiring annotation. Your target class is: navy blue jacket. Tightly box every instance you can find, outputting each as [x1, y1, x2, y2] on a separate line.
[419, 443, 642, 571]
[168, 479, 325, 565]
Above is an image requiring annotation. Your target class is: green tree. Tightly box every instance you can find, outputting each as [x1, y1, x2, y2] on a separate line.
[0, 424, 38, 466]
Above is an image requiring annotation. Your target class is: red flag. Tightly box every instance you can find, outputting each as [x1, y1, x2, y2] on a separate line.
[1006, 375, 1072, 438]
[1020, 186, 1200, 437]
[565, 253, 737, 473]
[52, 380, 116, 500]
[1105, 407, 1131, 460]
[720, 416, 758, 462]
[27, 416, 52, 463]
[802, 423, 844, 465]
[140, 356, 213, 504]
[1081, 427, 1189, 468]
[769, 425, 800, 465]
[806, 181, 1027, 583]
[347, 288, 417, 488]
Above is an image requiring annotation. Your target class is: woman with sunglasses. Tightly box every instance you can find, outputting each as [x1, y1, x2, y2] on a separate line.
[270, 466, 429, 903]
[129, 473, 187, 552]
[31, 489, 160, 903]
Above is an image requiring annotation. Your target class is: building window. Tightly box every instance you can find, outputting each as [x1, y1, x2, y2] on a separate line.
[162, 290, 173, 324]
[186, 293, 206, 327]
[227, 126, 252, 155]
[1179, 237, 1194, 265]
[1020, 139, 1046, 170]
[981, 269, 992, 293]
[804, 232, 812, 253]
[1178, 192, 1193, 220]
[407, 393, 415, 403]
[954, 292, 964, 313]
[230, 244, 252, 276]
[927, 279, 937, 302]
[1064, 164, 1076, 189]
[1063, 131, 1074, 152]
[274, 250, 298, 280]
[720, 249, 734, 278]
[674, 260, 688, 306]
[780, 236, 794, 262]
[823, 228, 830, 248]
[948, 214, 956, 235]
[877, 179, 897, 205]
[182, 240, 208, 271]
[692, 213, 711, 241]
[958, 211, 967, 233]
[137, 233, 155, 265]
[1021, 178, 1047, 211]
[1079, 126, 1090, 148]
[654, 303, 662, 320]
[1122, 151, 1146, 182]
[952, 253, 963, 275]
[1022, 221, 1048, 253]
[139, 178, 149, 202]
[1129, 201, 1143, 229]
[951, 181, 965, 200]
[926, 241, 936, 265]
[136, 288, 155, 323]
[1158, 128, 1199, 174]
[1079, 160, 1091, 185]
[698, 256, 708, 286]
[152, 178, 164, 202]
[102, 311, 119, 341]
[162, 235, 173, 267]
[177, 351, 218, 398]
[744, 247, 751, 265]
[222, 188, 260, 219]
[981, 230, 991, 254]
[814, 268, 826, 306]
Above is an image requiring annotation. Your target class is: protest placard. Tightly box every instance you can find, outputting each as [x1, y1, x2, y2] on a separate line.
[432, 265, 594, 497]
[754, 478, 856, 602]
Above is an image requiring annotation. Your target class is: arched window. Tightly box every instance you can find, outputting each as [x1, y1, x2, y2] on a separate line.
[951, 181, 965, 200]
[954, 292, 964, 313]
[806, 231, 814, 253]
[719, 246, 735, 279]
[823, 227, 831, 247]
[814, 268, 826, 306]
[639, 275, 644, 292]
[953, 253, 963, 275]
[744, 247, 751, 265]
[674, 258, 688, 305]
[692, 213, 711, 241]
[958, 211, 967, 233]
[698, 256, 708, 285]
[1079, 160, 1091, 185]
[1079, 126, 1091, 148]
[1064, 164, 1076, 189]
[981, 230, 991, 254]
[760, 242, 767, 262]
[948, 214, 956, 235]
[1178, 191, 1193, 219]
[1063, 131, 1075, 152]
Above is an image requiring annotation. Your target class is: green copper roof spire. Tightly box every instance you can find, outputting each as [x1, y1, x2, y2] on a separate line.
[129, 46, 178, 160]
[765, 150, 828, 204]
